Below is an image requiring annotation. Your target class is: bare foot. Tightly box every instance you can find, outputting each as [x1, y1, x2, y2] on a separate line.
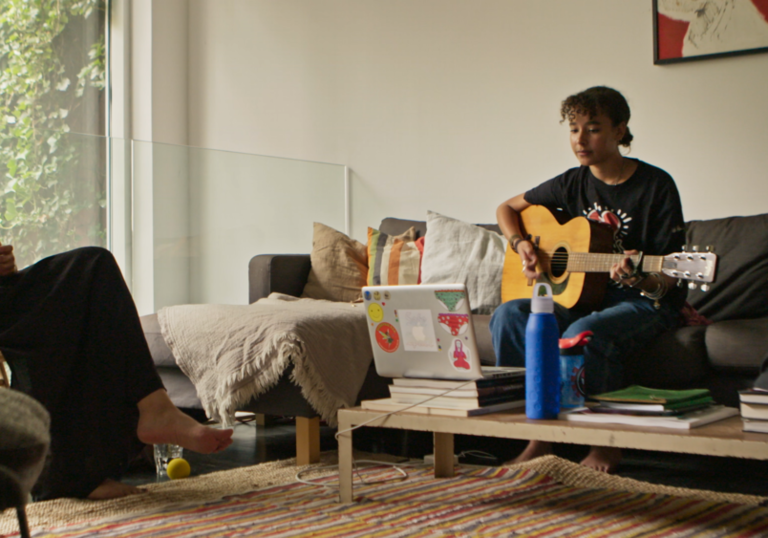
[136, 389, 234, 454]
[580, 446, 622, 473]
[87, 479, 144, 500]
[504, 440, 553, 465]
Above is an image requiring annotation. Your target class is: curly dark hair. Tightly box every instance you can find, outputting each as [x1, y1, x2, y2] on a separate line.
[560, 86, 633, 147]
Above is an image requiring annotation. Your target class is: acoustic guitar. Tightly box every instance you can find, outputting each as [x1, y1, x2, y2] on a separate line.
[500, 205, 718, 310]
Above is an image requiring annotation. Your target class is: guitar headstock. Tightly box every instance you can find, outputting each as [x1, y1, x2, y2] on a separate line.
[662, 247, 717, 290]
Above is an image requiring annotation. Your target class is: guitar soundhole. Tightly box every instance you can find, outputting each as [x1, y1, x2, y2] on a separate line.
[550, 246, 568, 278]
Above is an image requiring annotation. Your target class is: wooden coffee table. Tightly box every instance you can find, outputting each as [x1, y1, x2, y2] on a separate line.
[336, 407, 768, 502]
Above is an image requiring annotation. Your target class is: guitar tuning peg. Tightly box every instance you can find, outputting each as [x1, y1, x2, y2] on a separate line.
[688, 281, 698, 290]
[681, 245, 687, 252]
[677, 279, 685, 288]
[700, 283, 710, 292]
[705, 245, 715, 253]
[691, 245, 698, 252]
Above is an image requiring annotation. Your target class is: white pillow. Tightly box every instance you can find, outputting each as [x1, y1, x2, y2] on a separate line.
[420, 211, 506, 315]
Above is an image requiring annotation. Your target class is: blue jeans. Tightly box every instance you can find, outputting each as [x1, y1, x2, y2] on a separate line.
[489, 287, 682, 395]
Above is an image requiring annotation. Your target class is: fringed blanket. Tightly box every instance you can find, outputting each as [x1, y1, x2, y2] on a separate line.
[158, 294, 373, 427]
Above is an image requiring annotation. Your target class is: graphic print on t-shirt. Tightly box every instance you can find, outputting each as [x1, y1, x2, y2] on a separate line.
[584, 202, 631, 253]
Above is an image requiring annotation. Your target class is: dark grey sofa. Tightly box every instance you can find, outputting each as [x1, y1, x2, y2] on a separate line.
[142, 212, 768, 462]
[625, 212, 768, 406]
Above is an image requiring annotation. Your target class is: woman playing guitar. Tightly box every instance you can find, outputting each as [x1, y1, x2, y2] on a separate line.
[491, 86, 686, 472]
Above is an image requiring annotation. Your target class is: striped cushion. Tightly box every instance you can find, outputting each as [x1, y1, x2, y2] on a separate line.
[367, 227, 420, 286]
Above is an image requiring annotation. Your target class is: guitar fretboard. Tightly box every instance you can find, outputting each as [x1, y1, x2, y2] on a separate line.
[549, 252, 663, 274]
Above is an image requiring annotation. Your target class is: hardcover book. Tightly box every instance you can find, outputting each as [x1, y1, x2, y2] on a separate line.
[559, 405, 738, 430]
[592, 385, 711, 405]
[360, 397, 525, 417]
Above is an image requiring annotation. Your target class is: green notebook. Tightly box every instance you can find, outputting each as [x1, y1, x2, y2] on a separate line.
[592, 385, 711, 404]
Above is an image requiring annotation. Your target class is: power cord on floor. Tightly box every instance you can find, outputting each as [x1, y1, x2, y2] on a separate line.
[295, 459, 416, 490]
[296, 381, 497, 491]
[457, 450, 498, 463]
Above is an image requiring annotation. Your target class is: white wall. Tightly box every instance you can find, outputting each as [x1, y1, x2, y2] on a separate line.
[185, 0, 768, 242]
[128, 0, 192, 313]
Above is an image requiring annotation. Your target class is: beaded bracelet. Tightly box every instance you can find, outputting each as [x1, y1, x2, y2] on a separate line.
[510, 234, 531, 253]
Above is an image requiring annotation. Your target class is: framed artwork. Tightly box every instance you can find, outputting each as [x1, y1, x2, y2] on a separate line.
[654, 0, 768, 64]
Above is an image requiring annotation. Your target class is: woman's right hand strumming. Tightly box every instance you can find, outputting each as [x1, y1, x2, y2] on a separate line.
[497, 193, 540, 280]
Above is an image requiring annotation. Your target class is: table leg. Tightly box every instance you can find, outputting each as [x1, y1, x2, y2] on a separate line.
[296, 416, 320, 465]
[434, 432, 455, 478]
[337, 413, 354, 503]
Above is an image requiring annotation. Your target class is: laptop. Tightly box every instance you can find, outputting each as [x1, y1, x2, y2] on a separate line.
[362, 283, 523, 381]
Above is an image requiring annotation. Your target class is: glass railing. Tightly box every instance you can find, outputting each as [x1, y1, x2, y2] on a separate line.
[2, 133, 348, 316]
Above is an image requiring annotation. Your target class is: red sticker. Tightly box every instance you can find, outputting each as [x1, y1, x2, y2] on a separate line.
[375, 322, 400, 353]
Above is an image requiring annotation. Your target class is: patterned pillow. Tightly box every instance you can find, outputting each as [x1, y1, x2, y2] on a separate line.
[367, 226, 420, 286]
[302, 222, 368, 302]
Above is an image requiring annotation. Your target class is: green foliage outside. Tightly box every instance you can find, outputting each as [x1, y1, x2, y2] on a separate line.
[0, 0, 106, 268]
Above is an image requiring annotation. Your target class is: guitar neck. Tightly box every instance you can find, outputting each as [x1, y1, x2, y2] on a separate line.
[565, 253, 663, 274]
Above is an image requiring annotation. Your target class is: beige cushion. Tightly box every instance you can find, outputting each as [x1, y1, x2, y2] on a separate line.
[420, 211, 506, 315]
[301, 222, 368, 302]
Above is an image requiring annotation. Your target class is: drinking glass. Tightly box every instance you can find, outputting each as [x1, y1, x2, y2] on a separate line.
[153, 444, 183, 476]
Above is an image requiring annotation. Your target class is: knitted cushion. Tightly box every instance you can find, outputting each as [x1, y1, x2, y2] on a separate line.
[0, 389, 50, 496]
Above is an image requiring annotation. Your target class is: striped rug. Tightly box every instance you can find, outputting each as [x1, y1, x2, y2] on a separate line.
[13, 461, 768, 537]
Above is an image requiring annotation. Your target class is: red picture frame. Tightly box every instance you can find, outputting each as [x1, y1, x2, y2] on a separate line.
[654, 0, 768, 64]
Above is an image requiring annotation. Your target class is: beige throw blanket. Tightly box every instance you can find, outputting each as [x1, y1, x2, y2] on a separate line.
[158, 293, 373, 427]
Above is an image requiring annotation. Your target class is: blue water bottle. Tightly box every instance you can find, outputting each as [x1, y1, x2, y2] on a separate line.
[559, 331, 593, 409]
[525, 283, 560, 419]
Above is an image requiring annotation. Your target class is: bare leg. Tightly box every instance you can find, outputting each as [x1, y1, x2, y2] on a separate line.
[136, 389, 234, 453]
[580, 446, 622, 473]
[505, 440, 553, 465]
[85, 390, 234, 501]
[87, 479, 144, 500]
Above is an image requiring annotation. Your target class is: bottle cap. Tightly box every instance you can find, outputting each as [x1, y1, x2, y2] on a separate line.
[530, 283, 554, 313]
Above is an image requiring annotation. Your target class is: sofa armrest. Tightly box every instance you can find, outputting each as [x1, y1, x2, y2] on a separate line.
[249, 254, 312, 303]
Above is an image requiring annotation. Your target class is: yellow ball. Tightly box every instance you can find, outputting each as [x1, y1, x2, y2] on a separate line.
[166, 458, 191, 479]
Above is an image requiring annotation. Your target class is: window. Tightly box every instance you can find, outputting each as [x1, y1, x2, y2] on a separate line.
[0, 0, 106, 268]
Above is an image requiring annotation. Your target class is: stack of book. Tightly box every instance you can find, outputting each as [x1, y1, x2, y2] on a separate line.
[559, 385, 739, 429]
[739, 388, 768, 433]
[361, 368, 525, 417]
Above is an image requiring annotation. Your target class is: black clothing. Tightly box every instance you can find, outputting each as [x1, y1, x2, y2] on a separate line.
[0, 247, 163, 499]
[524, 159, 687, 309]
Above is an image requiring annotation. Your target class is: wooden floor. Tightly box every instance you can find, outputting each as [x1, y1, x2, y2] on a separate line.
[122, 415, 768, 498]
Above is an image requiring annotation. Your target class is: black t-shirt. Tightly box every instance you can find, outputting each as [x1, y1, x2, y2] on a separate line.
[524, 159, 686, 308]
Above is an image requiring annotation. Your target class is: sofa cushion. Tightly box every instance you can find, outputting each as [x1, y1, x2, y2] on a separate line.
[379, 218, 428, 238]
[366, 226, 420, 286]
[471, 314, 497, 366]
[421, 211, 506, 315]
[140, 313, 176, 368]
[379, 217, 502, 238]
[705, 318, 768, 371]
[686, 213, 768, 322]
[301, 222, 368, 303]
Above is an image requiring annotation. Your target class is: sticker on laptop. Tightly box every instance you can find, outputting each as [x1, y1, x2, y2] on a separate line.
[437, 313, 470, 336]
[448, 338, 471, 371]
[374, 322, 400, 353]
[434, 290, 466, 312]
[367, 303, 384, 322]
[398, 309, 438, 352]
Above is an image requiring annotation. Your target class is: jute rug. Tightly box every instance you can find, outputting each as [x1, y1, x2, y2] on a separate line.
[1, 453, 766, 537]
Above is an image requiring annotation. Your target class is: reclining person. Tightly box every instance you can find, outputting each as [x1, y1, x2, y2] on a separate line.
[0, 243, 233, 500]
